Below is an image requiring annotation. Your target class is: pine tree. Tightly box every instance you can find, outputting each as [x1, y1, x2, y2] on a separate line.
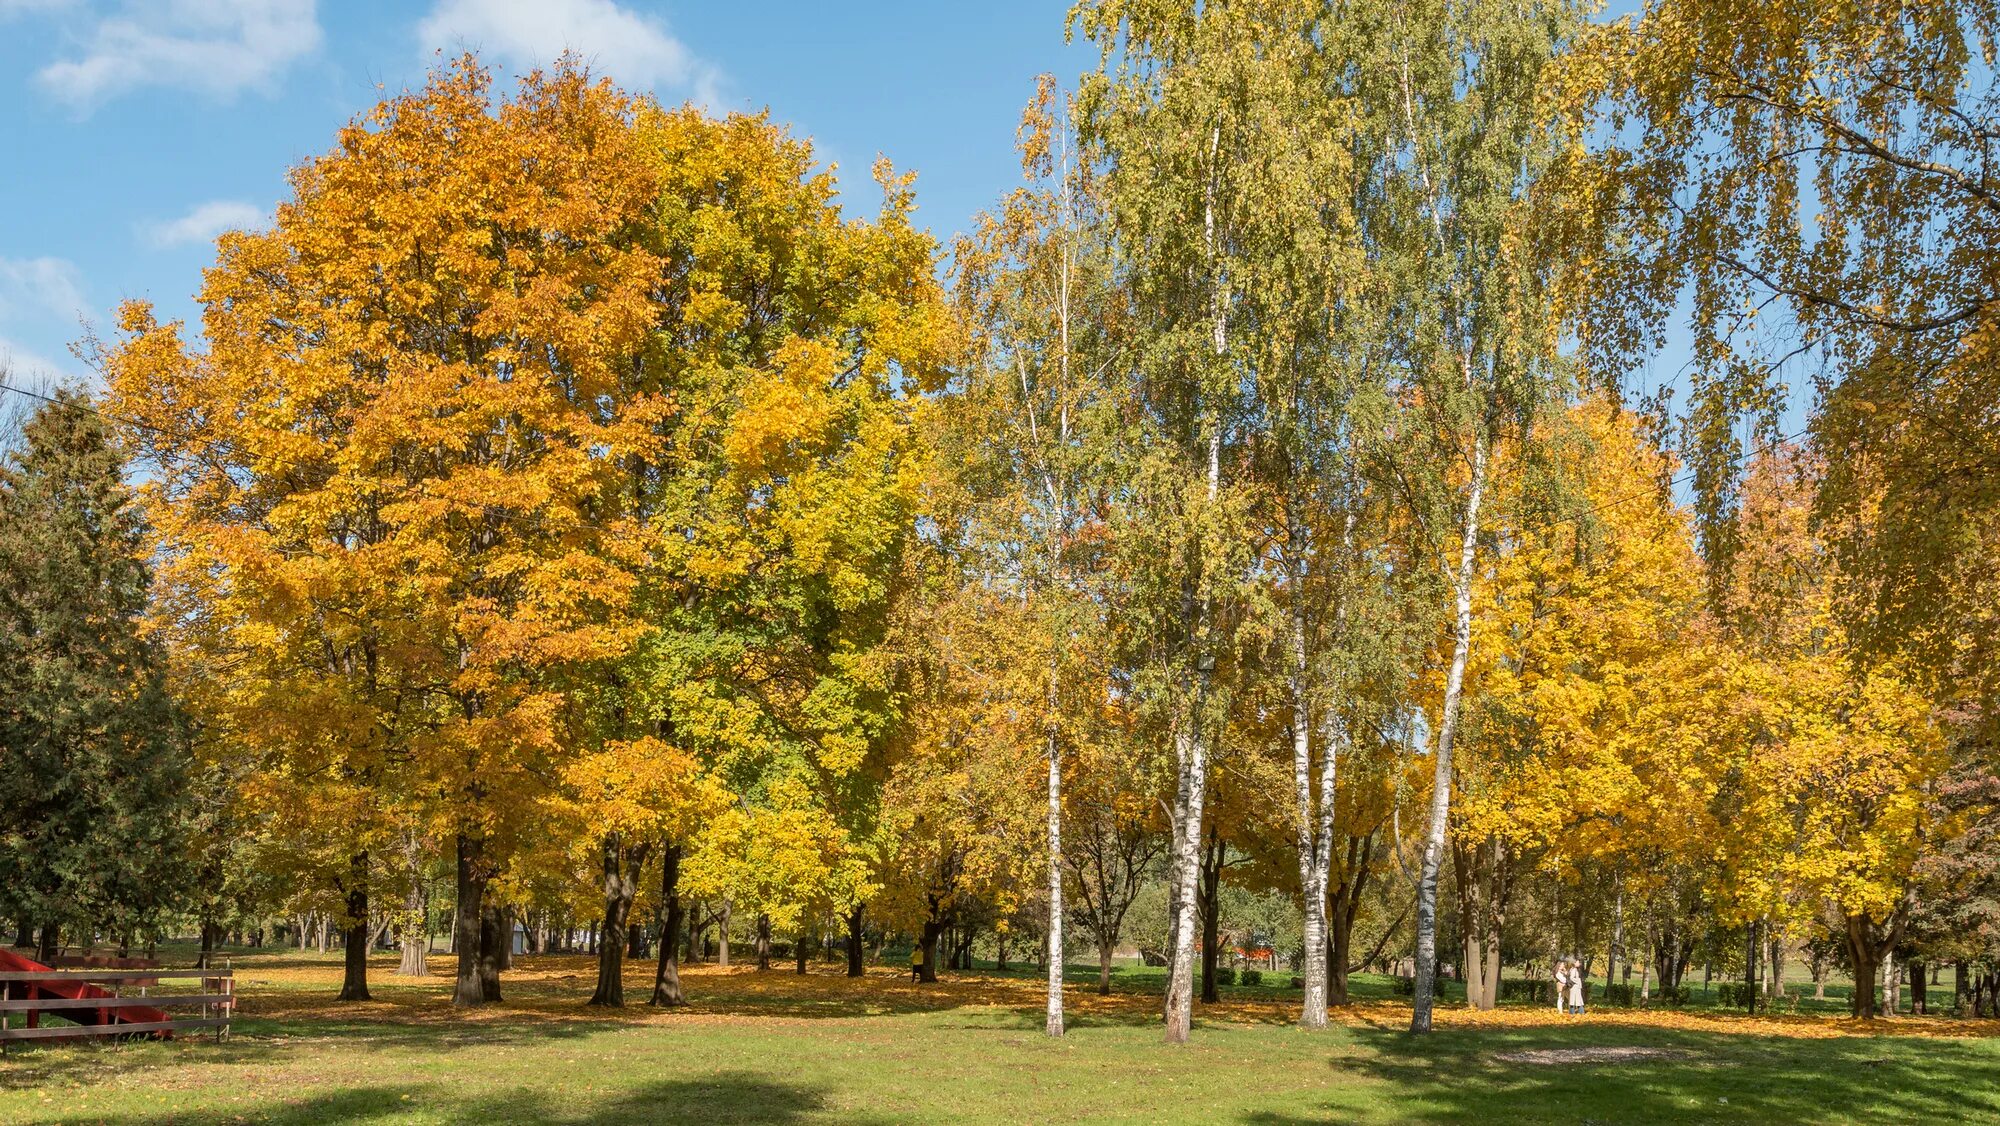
[0, 386, 192, 958]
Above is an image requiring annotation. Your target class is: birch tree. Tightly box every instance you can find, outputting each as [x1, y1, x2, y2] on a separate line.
[1073, 0, 1282, 1043]
[952, 74, 1120, 1037]
[1342, 0, 1582, 1033]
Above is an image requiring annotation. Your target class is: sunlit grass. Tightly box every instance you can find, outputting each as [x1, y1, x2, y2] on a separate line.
[1, 949, 1995, 1124]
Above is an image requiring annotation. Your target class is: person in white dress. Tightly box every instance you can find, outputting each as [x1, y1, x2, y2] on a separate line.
[1566, 958, 1587, 1014]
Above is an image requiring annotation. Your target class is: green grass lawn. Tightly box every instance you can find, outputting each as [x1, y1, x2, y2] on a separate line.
[2, 949, 1995, 1124]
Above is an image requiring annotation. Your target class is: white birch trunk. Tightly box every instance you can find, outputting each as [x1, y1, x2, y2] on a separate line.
[1606, 882, 1624, 995]
[1045, 713, 1065, 1037]
[1293, 635, 1329, 1029]
[1163, 720, 1208, 1043]
[1410, 433, 1487, 1034]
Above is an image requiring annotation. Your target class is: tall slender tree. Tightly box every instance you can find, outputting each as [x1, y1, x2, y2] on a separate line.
[953, 72, 1125, 1038]
[1342, 0, 1581, 1034]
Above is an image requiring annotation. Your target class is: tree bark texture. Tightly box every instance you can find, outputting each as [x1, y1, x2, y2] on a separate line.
[650, 843, 687, 1007]
[336, 850, 372, 1001]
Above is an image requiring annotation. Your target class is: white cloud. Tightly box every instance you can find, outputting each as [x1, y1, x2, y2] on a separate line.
[0, 257, 86, 323]
[0, 337, 83, 386]
[144, 199, 267, 249]
[35, 0, 322, 113]
[417, 0, 720, 104]
[0, 261, 89, 393]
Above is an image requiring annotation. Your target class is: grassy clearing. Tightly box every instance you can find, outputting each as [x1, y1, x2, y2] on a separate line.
[2, 950, 1995, 1124]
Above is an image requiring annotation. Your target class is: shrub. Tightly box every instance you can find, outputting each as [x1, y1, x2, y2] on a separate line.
[1604, 983, 1637, 1007]
[1650, 985, 1690, 1007]
[1392, 976, 1415, 996]
[1498, 978, 1553, 1004]
[1240, 969, 1263, 986]
[1207, 966, 1236, 987]
[1290, 976, 1305, 990]
[1712, 983, 1779, 1008]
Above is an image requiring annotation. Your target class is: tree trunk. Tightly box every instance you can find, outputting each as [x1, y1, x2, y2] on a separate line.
[1411, 436, 1486, 1034]
[1328, 906, 1353, 1007]
[1453, 841, 1490, 1010]
[1911, 960, 1927, 1015]
[846, 904, 865, 978]
[398, 864, 428, 977]
[477, 904, 505, 1002]
[1956, 961, 1968, 1014]
[337, 850, 372, 1001]
[1163, 721, 1209, 1044]
[1098, 939, 1115, 996]
[686, 906, 706, 965]
[1744, 922, 1759, 1014]
[1288, 582, 1341, 1031]
[1045, 705, 1065, 1037]
[37, 922, 58, 964]
[1478, 840, 1509, 1011]
[10, 918, 30, 948]
[1605, 881, 1624, 996]
[1325, 839, 1376, 1009]
[452, 834, 489, 1006]
[796, 927, 809, 975]
[1197, 825, 1225, 1004]
[1848, 925, 1879, 1018]
[650, 843, 686, 1007]
[755, 913, 772, 971]
[918, 918, 944, 983]
[718, 901, 732, 967]
[587, 834, 638, 1007]
[1883, 947, 1900, 1017]
[1765, 925, 1784, 1001]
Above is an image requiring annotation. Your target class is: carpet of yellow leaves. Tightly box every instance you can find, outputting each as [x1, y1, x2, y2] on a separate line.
[226, 954, 1985, 1040]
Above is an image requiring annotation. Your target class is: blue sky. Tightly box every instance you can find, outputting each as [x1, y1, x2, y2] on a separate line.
[0, 0, 1083, 386]
[1, 0, 1723, 430]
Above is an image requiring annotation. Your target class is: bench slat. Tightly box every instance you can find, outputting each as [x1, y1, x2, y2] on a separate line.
[0, 994, 233, 1011]
[0, 1018, 230, 1041]
[0, 970, 228, 983]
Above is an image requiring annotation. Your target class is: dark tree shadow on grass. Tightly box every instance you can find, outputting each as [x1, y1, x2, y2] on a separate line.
[1241, 1024, 2000, 1125]
[61, 1073, 869, 1125]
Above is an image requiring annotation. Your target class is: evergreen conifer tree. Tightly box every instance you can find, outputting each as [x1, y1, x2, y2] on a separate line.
[0, 385, 191, 958]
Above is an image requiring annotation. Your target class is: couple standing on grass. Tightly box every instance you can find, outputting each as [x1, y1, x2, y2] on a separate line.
[1553, 958, 1587, 1015]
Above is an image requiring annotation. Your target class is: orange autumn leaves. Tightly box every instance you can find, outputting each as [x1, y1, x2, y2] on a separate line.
[101, 58, 957, 924]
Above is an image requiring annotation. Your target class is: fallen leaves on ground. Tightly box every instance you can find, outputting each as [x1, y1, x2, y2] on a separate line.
[215, 954, 1997, 1041]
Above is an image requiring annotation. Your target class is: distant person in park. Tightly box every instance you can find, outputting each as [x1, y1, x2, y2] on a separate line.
[1553, 960, 1571, 1013]
[1565, 958, 1587, 1015]
[910, 945, 923, 983]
